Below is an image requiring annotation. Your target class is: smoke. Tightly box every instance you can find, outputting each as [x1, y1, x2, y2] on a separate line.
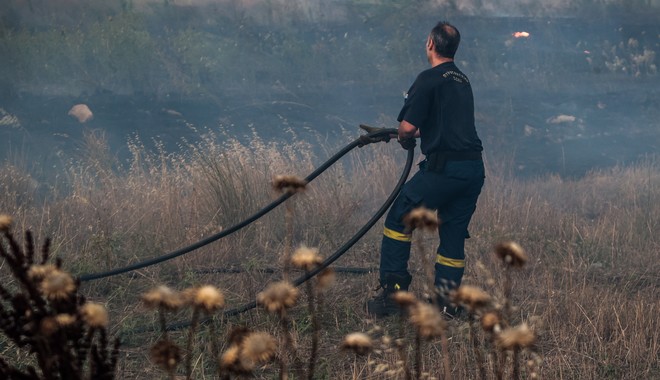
[432, 0, 660, 17]
[1, 0, 658, 178]
[3, 0, 659, 28]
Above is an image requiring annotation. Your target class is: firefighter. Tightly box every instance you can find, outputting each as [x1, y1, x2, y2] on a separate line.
[367, 21, 485, 318]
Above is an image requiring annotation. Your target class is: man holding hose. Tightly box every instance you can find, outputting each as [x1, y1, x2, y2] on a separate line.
[367, 21, 485, 318]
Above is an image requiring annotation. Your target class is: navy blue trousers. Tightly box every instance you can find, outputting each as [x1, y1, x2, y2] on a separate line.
[380, 159, 485, 290]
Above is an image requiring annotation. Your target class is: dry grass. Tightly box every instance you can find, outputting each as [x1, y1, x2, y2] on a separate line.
[1, 131, 659, 379]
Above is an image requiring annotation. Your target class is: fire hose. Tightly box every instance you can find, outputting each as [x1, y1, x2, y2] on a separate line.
[75, 126, 415, 331]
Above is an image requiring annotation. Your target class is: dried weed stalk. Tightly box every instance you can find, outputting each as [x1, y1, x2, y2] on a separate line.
[290, 245, 324, 380]
[0, 224, 119, 380]
[257, 280, 300, 379]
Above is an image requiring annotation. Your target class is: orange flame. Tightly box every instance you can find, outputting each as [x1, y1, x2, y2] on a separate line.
[513, 31, 530, 38]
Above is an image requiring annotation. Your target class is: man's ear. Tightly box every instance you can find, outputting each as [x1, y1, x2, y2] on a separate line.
[426, 36, 434, 51]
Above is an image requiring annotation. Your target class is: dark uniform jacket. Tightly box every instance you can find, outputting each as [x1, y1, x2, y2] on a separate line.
[397, 61, 483, 156]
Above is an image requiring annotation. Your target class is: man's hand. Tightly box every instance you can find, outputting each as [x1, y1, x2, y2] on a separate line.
[397, 120, 418, 150]
[398, 137, 416, 150]
[357, 124, 396, 147]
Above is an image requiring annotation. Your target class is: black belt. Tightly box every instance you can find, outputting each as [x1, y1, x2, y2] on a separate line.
[426, 151, 482, 172]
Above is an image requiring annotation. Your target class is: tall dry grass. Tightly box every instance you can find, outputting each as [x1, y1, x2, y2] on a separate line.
[1, 131, 658, 378]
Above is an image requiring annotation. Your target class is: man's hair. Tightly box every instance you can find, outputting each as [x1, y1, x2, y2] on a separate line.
[430, 21, 460, 59]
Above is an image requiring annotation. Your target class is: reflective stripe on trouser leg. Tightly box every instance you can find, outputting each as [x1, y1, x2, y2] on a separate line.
[379, 227, 412, 283]
[434, 253, 465, 291]
[383, 227, 412, 242]
[436, 254, 465, 268]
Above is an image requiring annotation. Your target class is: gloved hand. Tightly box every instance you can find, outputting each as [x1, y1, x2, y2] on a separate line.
[357, 135, 378, 147]
[398, 137, 416, 150]
[357, 124, 394, 147]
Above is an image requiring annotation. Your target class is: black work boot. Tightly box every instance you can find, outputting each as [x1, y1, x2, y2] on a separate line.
[436, 296, 466, 320]
[366, 273, 412, 318]
[429, 288, 466, 320]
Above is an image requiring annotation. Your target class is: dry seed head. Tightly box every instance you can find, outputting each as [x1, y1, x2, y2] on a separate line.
[150, 339, 181, 373]
[256, 281, 299, 314]
[55, 313, 76, 327]
[392, 291, 418, 309]
[496, 323, 536, 350]
[272, 174, 307, 194]
[220, 345, 252, 374]
[481, 312, 501, 333]
[40, 269, 76, 300]
[494, 241, 528, 268]
[316, 268, 336, 289]
[40, 317, 59, 336]
[219, 345, 240, 369]
[451, 285, 491, 311]
[409, 302, 446, 338]
[28, 264, 57, 281]
[228, 326, 252, 346]
[192, 285, 225, 312]
[0, 214, 12, 232]
[403, 207, 439, 232]
[142, 285, 184, 311]
[240, 331, 277, 367]
[290, 245, 322, 271]
[341, 332, 373, 355]
[81, 302, 109, 328]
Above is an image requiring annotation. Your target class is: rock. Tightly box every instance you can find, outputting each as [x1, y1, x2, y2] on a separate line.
[546, 114, 576, 124]
[68, 104, 93, 123]
[0, 108, 21, 129]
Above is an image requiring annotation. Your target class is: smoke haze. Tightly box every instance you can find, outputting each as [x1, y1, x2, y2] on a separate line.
[0, 0, 658, 178]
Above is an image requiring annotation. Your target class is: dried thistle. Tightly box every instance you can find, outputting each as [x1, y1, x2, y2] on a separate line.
[403, 207, 439, 232]
[218, 328, 274, 376]
[408, 302, 446, 339]
[81, 302, 109, 328]
[240, 331, 277, 367]
[40, 317, 60, 336]
[256, 281, 299, 314]
[27, 264, 57, 281]
[181, 285, 225, 379]
[150, 339, 181, 373]
[0, 214, 12, 231]
[142, 285, 185, 311]
[40, 269, 76, 300]
[54, 313, 77, 327]
[316, 268, 336, 290]
[272, 174, 307, 194]
[290, 245, 322, 271]
[220, 345, 240, 367]
[496, 323, 536, 350]
[228, 326, 252, 346]
[481, 311, 501, 333]
[494, 241, 528, 268]
[191, 285, 225, 313]
[392, 291, 418, 309]
[451, 285, 491, 312]
[0, 229, 120, 379]
[220, 345, 252, 375]
[341, 332, 373, 355]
